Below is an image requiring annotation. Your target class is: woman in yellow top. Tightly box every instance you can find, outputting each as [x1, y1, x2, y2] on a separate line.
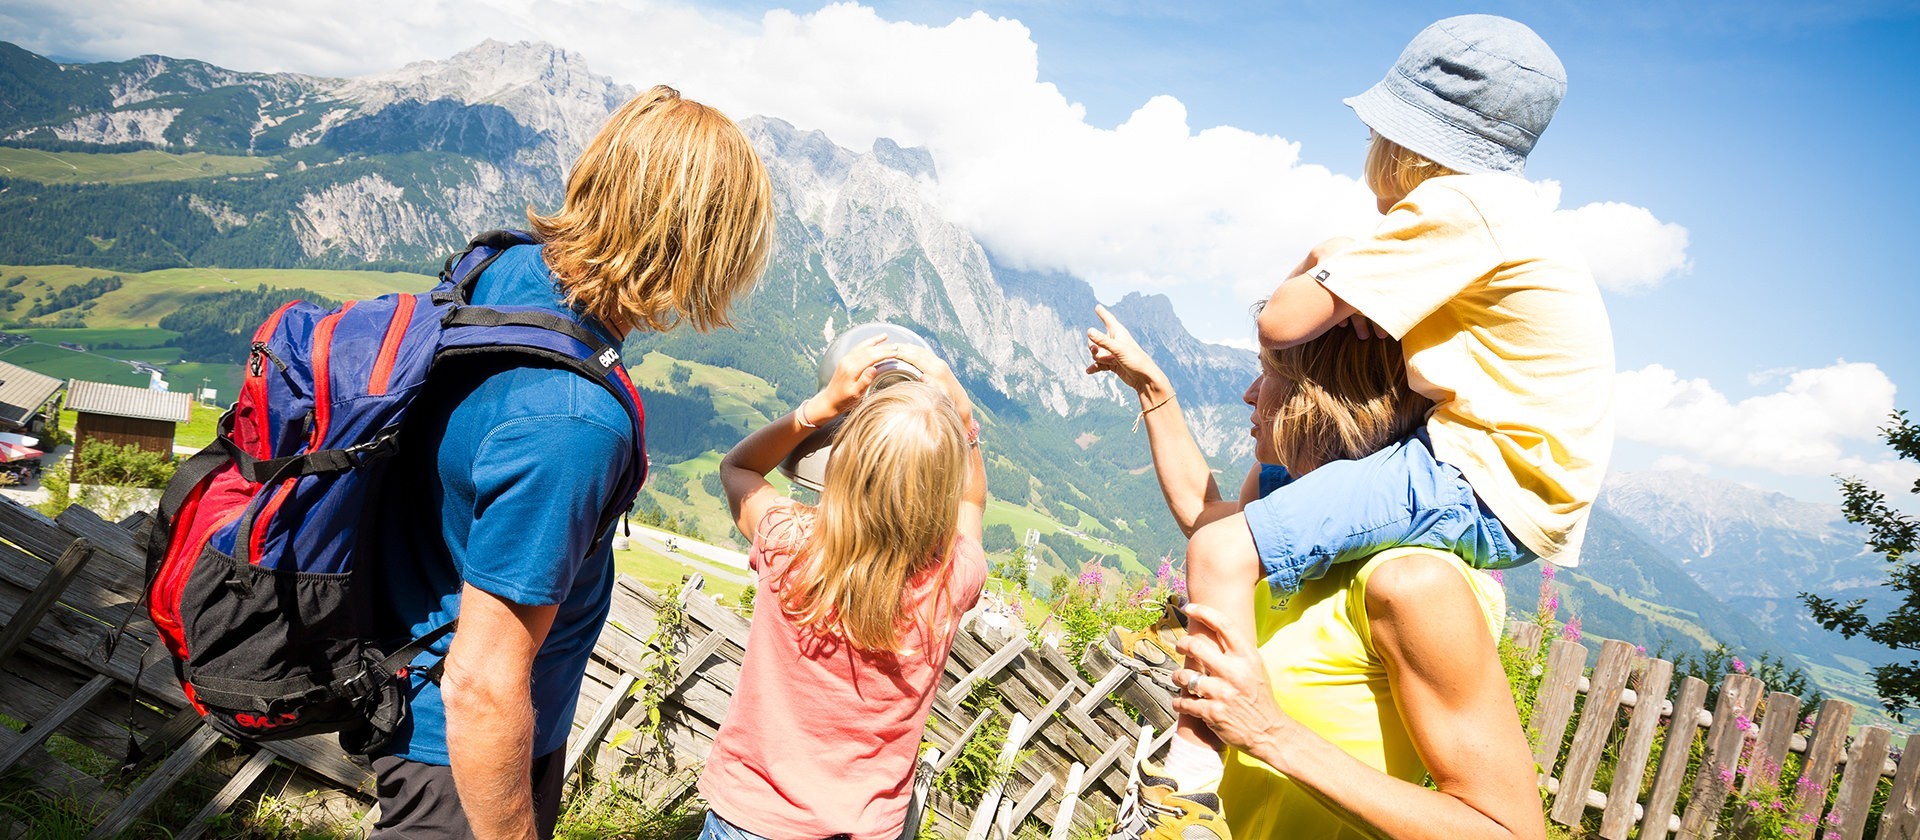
[1088, 310, 1541, 838]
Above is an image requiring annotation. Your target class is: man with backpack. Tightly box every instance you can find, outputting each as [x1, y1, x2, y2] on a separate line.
[366, 86, 771, 838]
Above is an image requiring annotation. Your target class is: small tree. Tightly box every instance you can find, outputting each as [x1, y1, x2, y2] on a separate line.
[1801, 409, 1920, 718]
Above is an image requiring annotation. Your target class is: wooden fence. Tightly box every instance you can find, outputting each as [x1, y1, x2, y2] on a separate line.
[3, 490, 1920, 839]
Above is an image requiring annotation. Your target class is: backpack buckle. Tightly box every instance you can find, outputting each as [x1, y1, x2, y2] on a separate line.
[342, 432, 399, 467]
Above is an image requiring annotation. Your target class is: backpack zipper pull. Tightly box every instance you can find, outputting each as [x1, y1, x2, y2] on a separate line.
[249, 342, 289, 376]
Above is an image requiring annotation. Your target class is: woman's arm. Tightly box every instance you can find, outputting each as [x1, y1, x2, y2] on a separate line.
[1172, 556, 1544, 840]
[1086, 305, 1240, 535]
[719, 336, 897, 538]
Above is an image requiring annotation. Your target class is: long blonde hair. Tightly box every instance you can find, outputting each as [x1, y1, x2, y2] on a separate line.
[1363, 132, 1459, 206]
[779, 382, 968, 653]
[1260, 328, 1432, 475]
[530, 85, 774, 334]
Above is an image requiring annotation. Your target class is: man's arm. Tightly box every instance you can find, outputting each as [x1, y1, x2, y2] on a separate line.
[442, 584, 558, 840]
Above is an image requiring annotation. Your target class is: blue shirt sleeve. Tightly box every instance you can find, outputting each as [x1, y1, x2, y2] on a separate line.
[461, 414, 628, 606]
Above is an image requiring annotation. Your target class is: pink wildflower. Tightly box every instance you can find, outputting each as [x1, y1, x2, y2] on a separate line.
[1078, 565, 1105, 588]
[1488, 569, 1504, 585]
[1717, 766, 1735, 785]
[1169, 576, 1188, 596]
[1561, 615, 1582, 643]
[1541, 565, 1556, 581]
[1547, 593, 1561, 613]
[1732, 658, 1749, 675]
[1128, 583, 1151, 607]
[1635, 645, 1647, 656]
[1734, 713, 1754, 732]
[1156, 556, 1174, 586]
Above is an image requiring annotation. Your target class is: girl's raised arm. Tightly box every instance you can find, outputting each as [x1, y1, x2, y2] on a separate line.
[719, 336, 895, 538]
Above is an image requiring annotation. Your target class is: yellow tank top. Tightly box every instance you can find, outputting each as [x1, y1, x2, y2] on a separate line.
[1217, 548, 1507, 839]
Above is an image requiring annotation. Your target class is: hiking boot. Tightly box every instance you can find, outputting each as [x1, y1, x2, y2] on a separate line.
[1102, 595, 1188, 677]
[1107, 760, 1230, 840]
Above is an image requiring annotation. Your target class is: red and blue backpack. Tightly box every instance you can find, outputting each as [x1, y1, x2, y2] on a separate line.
[140, 230, 647, 752]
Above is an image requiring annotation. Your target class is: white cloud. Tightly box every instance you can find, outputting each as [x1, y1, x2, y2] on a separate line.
[1554, 202, 1692, 294]
[5, 0, 1695, 341]
[1615, 361, 1903, 479]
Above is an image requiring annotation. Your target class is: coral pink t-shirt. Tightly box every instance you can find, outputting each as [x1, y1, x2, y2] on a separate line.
[698, 504, 987, 840]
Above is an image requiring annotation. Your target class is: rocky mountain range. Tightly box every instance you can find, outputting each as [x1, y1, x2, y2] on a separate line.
[0, 39, 1895, 698]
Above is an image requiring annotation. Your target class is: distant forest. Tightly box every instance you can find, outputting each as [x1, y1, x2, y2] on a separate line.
[160, 284, 339, 364]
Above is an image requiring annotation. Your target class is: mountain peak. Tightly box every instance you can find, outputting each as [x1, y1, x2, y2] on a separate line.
[871, 137, 936, 179]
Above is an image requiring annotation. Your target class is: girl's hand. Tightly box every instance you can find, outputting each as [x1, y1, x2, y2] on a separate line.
[890, 343, 973, 424]
[1085, 305, 1167, 394]
[1171, 603, 1293, 757]
[807, 335, 896, 422]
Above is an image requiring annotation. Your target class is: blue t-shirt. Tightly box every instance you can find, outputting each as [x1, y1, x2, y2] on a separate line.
[374, 244, 635, 763]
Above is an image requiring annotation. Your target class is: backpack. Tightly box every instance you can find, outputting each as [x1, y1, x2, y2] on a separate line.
[140, 230, 648, 753]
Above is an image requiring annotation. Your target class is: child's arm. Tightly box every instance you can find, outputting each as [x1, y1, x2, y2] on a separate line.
[1086, 305, 1241, 535]
[719, 335, 896, 538]
[1258, 238, 1360, 350]
[892, 345, 987, 545]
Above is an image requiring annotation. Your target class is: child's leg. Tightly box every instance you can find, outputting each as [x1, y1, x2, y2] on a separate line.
[1164, 513, 1263, 770]
[1240, 430, 1531, 595]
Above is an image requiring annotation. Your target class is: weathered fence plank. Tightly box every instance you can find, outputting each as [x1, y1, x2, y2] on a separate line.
[0, 538, 94, 667]
[0, 671, 112, 773]
[964, 713, 1029, 840]
[83, 722, 222, 840]
[1792, 698, 1856, 831]
[1643, 675, 1710, 838]
[1550, 639, 1635, 826]
[1881, 731, 1920, 839]
[1530, 638, 1589, 786]
[1679, 673, 1764, 840]
[1833, 726, 1894, 840]
[1743, 690, 1802, 795]
[1599, 655, 1673, 839]
[174, 749, 278, 840]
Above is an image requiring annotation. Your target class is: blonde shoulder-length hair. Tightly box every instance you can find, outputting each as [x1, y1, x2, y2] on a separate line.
[777, 382, 969, 653]
[1261, 327, 1432, 475]
[1363, 132, 1459, 206]
[530, 85, 774, 334]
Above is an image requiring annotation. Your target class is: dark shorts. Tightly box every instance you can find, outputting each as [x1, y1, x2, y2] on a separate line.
[370, 749, 567, 839]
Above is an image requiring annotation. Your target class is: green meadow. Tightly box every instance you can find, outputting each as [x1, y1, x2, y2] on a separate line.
[0, 147, 276, 185]
[0, 263, 435, 328]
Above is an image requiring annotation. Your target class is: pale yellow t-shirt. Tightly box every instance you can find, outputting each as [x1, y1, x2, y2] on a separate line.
[1317, 173, 1615, 565]
[1218, 548, 1507, 839]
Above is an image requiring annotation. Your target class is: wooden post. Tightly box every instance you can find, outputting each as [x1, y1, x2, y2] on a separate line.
[0, 538, 94, 667]
[964, 712, 1029, 840]
[84, 722, 222, 840]
[1880, 731, 1920, 840]
[1048, 763, 1087, 840]
[0, 672, 113, 773]
[1507, 620, 1544, 655]
[565, 673, 637, 780]
[1642, 675, 1709, 838]
[1530, 638, 1589, 786]
[1678, 673, 1763, 840]
[1551, 639, 1636, 826]
[1742, 691, 1801, 795]
[1830, 726, 1893, 840]
[944, 636, 1030, 705]
[1600, 656, 1673, 839]
[899, 748, 940, 840]
[1790, 698, 1855, 832]
[174, 750, 277, 840]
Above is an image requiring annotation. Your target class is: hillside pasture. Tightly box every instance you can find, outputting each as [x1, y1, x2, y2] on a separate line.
[0, 146, 276, 184]
[627, 351, 785, 433]
[0, 341, 148, 387]
[0, 263, 436, 327]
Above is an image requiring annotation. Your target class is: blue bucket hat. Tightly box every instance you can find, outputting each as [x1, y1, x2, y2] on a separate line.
[1344, 14, 1566, 176]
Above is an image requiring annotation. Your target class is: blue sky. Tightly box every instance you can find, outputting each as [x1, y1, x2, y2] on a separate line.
[6, 0, 1918, 505]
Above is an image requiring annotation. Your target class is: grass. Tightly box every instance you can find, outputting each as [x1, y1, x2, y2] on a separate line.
[613, 543, 749, 608]
[0, 147, 276, 185]
[0, 264, 436, 328]
[0, 342, 150, 387]
[627, 352, 785, 434]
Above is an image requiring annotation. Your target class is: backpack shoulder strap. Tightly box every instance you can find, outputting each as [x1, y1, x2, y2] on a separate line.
[432, 230, 539, 306]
